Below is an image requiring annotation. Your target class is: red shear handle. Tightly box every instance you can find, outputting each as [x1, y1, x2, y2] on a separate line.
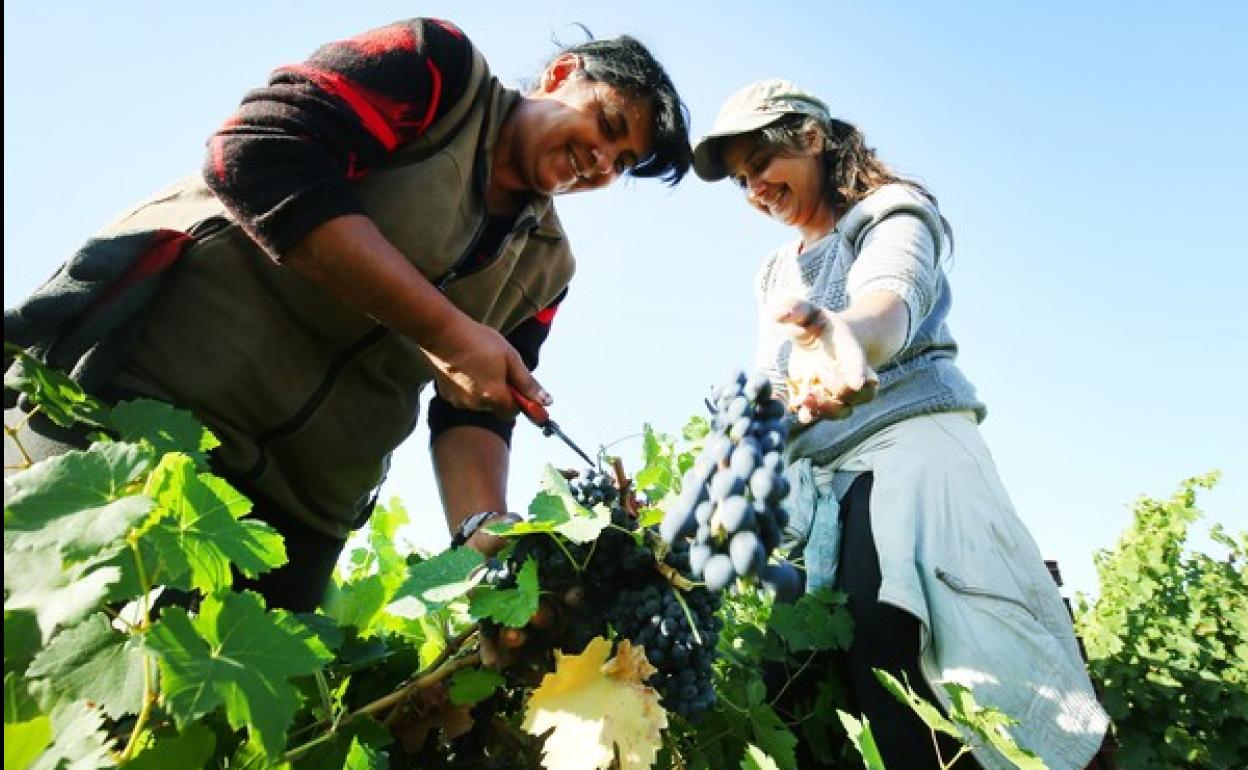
[508, 385, 549, 426]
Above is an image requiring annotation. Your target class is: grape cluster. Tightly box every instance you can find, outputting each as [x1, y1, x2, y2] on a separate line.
[660, 371, 802, 601]
[486, 475, 721, 720]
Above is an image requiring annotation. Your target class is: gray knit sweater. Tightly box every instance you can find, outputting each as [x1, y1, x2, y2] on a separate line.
[753, 183, 985, 464]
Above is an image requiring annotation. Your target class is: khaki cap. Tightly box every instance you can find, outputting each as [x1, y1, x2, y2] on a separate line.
[693, 79, 830, 181]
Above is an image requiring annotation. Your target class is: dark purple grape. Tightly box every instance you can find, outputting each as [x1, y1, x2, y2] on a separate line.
[703, 554, 736, 592]
[761, 562, 802, 603]
[729, 530, 766, 577]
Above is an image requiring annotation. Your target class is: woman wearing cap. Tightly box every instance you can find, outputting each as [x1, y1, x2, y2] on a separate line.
[693, 81, 1108, 770]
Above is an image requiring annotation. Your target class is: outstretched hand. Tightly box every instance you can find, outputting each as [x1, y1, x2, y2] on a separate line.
[425, 318, 550, 419]
[774, 298, 879, 424]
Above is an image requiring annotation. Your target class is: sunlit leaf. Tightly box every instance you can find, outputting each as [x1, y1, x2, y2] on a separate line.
[523, 638, 667, 770]
[146, 591, 332, 759]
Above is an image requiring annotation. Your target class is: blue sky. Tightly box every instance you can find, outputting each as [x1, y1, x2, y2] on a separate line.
[5, 2, 1244, 598]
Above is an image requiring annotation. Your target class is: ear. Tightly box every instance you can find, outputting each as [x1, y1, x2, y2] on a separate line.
[801, 123, 827, 155]
[541, 53, 583, 93]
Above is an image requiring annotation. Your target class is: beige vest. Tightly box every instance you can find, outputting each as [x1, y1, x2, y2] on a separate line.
[109, 49, 575, 538]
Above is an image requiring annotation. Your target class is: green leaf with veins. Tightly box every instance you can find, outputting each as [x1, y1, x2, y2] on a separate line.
[837, 710, 886, 770]
[385, 547, 484, 619]
[874, 669, 961, 740]
[146, 591, 332, 759]
[344, 736, 390, 770]
[767, 589, 853, 652]
[5, 672, 42, 724]
[740, 744, 780, 770]
[469, 558, 539, 627]
[5, 609, 42, 678]
[108, 399, 220, 468]
[28, 700, 116, 770]
[26, 613, 147, 719]
[4, 442, 154, 561]
[4, 548, 121, 642]
[121, 723, 216, 770]
[3, 346, 107, 428]
[943, 682, 1047, 770]
[145, 453, 286, 593]
[449, 668, 505, 706]
[748, 702, 798, 770]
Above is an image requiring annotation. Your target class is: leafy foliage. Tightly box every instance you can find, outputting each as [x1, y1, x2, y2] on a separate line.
[1075, 473, 1247, 770]
[5, 351, 1236, 770]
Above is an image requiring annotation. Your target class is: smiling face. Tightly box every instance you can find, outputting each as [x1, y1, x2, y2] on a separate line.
[494, 53, 657, 201]
[720, 129, 836, 243]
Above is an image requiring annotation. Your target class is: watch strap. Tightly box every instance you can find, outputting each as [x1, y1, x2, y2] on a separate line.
[451, 510, 497, 548]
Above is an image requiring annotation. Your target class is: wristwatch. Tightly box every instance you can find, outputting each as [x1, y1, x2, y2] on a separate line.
[451, 511, 503, 548]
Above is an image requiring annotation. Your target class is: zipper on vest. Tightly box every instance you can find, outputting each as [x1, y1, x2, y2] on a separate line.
[239, 325, 390, 481]
[934, 567, 1038, 621]
[432, 213, 537, 292]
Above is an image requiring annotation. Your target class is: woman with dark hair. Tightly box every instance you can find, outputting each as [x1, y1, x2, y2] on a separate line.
[4, 18, 692, 612]
[693, 80, 1107, 770]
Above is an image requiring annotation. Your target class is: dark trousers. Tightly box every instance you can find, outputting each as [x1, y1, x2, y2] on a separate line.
[837, 472, 979, 769]
[4, 404, 343, 613]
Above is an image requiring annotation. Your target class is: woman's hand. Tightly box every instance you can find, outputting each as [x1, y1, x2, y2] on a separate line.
[425, 319, 550, 420]
[775, 298, 879, 424]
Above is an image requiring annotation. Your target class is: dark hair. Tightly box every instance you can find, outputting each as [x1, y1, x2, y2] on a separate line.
[757, 114, 936, 218]
[556, 35, 692, 185]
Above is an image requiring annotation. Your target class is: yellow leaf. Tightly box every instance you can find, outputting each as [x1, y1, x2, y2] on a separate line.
[522, 637, 668, 770]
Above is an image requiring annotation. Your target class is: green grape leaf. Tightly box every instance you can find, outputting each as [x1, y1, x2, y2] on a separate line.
[5, 609, 42, 677]
[28, 700, 115, 770]
[3, 348, 107, 428]
[368, 498, 410, 586]
[635, 424, 677, 499]
[386, 548, 484, 619]
[836, 711, 886, 770]
[4, 442, 155, 561]
[4, 549, 121, 642]
[468, 558, 539, 628]
[325, 574, 389, 634]
[943, 682, 1046, 770]
[524, 466, 610, 544]
[741, 744, 781, 770]
[108, 399, 220, 467]
[683, 415, 712, 442]
[146, 591, 333, 759]
[26, 613, 146, 719]
[766, 590, 853, 652]
[748, 703, 798, 770]
[5, 715, 51, 770]
[873, 669, 961, 739]
[122, 723, 216, 770]
[449, 668, 505, 706]
[146, 454, 286, 593]
[5, 672, 42, 724]
[344, 736, 390, 770]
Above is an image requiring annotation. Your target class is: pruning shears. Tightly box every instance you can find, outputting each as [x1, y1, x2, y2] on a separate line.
[508, 386, 596, 468]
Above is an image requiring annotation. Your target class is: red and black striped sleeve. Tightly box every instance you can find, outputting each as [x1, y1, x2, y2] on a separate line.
[203, 18, 475, 258]
[428, 288, 569, 446]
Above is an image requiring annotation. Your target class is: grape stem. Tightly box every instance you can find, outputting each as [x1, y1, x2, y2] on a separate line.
[669, 588, 704, 647]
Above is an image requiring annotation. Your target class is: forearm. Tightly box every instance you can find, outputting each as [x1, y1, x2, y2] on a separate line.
[835, 290, 910, 369]
[284, 213, 467, 348]
[431, 425, 511, 536]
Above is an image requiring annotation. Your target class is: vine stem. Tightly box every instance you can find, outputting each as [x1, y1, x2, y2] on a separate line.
[669, 588, 703, 647]
[117, 653, 155, 762]
[3, 406, 38, 468]
[768, 650, 817, 707]
[285, 625, 479, 748]
[116, 537, 156, 762]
